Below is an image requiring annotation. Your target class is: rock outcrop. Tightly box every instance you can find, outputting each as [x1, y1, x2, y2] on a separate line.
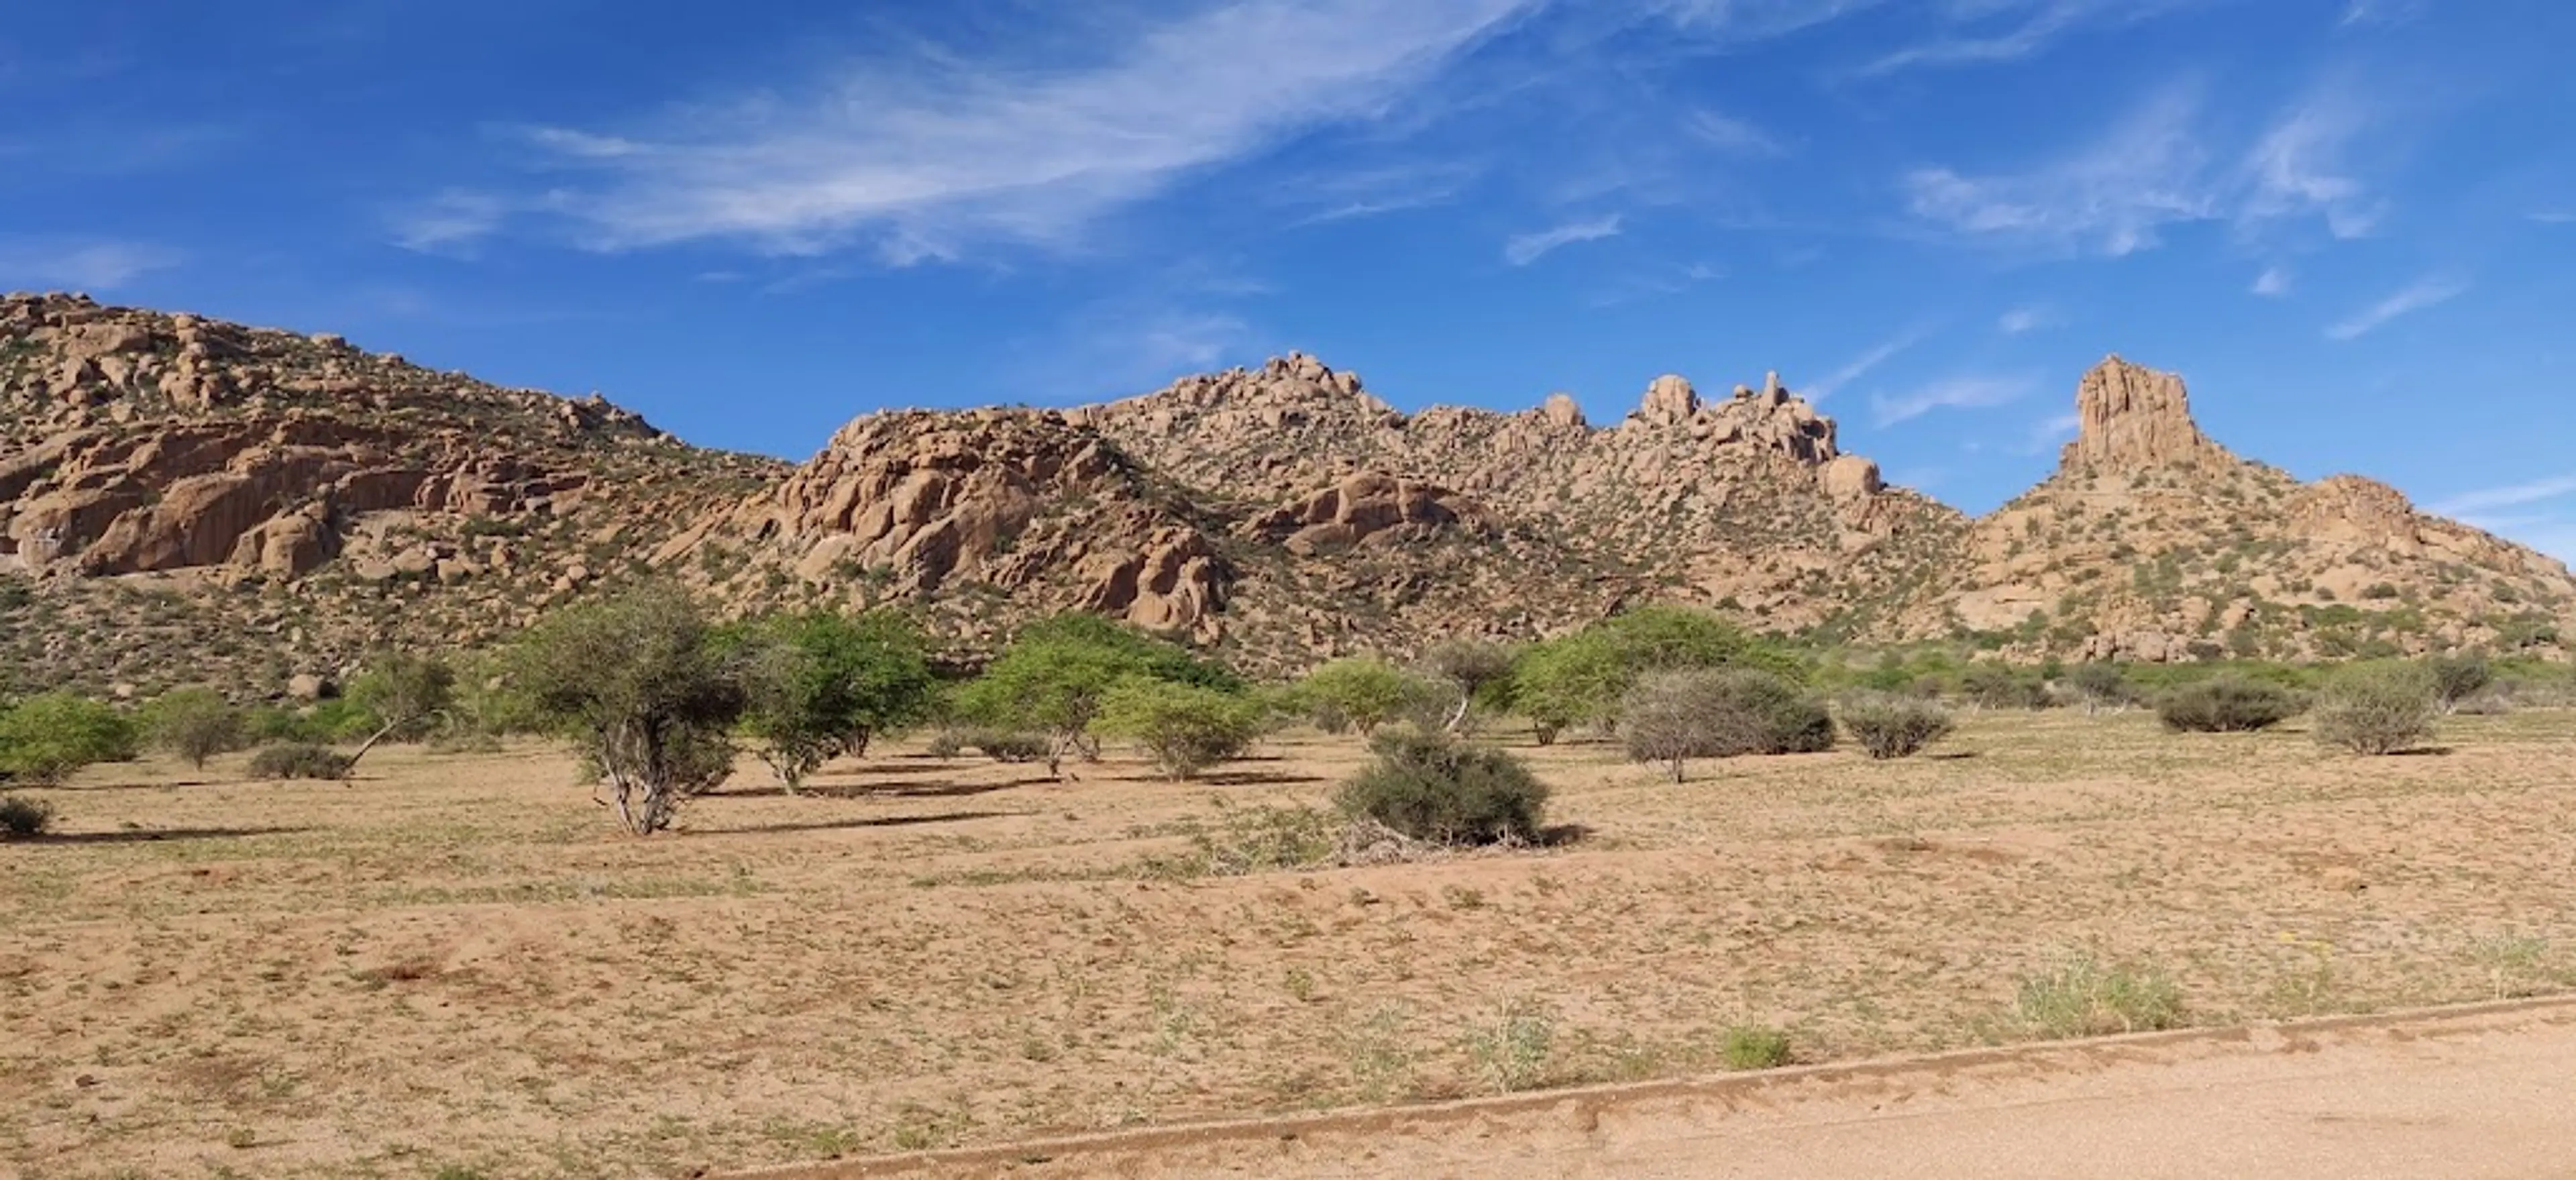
[658, 410, 1231, 640]
[1251, 473, 1489, 556]
[2060, 356, 2229, 472]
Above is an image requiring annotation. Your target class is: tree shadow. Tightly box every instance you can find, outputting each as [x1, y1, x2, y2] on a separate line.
[709, 810, 1018, 837]
[716, 777, 1040, 800]
[17, 826, 312, 847]
[1925, 751, 1982, 761]
[2385, 745, 2456, 757]
[1190, 769, 1329, 788]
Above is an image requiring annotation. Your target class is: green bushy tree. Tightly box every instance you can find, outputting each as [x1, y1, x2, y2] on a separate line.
[1295, 657, 1436, 737]
[508, 585, 745, 835]
[139, 688, 246, 771]
[1336, 728, 1548, 846]
[951, 612, 1239, 779]
[724, 610, 937, 792]
[1093, 677, 1267, 781]
[1513, 607, 1804, 739]
[0, 693, 138, 785]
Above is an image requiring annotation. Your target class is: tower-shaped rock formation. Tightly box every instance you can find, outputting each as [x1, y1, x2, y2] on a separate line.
[2060, 356, 2229, 472]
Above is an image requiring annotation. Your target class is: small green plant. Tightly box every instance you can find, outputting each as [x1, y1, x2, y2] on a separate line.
[1719, 1024, 1793, 1070]
[2155, 676, 2299, 733]
[1336, 728, 1548, 847]
[1838, 693, 1955, 759]
[248, 743, 356, 781]
[2311, 661, 2439, 755]
[0, 794, 55, 839]
[1463, 998, 1554, 1093]
[2015, 953, 2184, 1038]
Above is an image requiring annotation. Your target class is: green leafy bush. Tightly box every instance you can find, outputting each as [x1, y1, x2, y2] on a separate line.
[506, 584, 745, 834]
[1839, 693, 1955, 759]
[2062, 662, 2137, 712]
[139, 688, 246, 770]
[0, 693, 138, 784]
[1719, 1025, 1793, 1070]
[1512, 607, 1805, 735]
[952, 613, 1240, 777]
[0, 794, 54, 839]
[722, 610, 936, 791]
[2426, 653, 2492, 714]
[2312, 661, 2440, 755]
[2155, 676, 2300, 733]
[1293, 657, 1436, 736]
[1093, 677, 1266, 781]
[248, 742, 355, 781]
[344, 651, 458, 743]
[1335, 729, 1548, 847]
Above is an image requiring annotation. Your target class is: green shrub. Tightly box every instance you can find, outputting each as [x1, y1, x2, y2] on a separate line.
[248, 742, 355, 781]
[2155, 676, 2299, 733]
[722, 610, 936, 791]
[344, 651, 458, 743]
[1839, 693, 1955, 759]
[0, 693, 138, 784]
[140, 688, 246, 770]
[965, 729, 1049, 763]
[1093, 677, 1266, 781]
[2312, 661, 2440, 755]
[953, 612, 1241, 778]
[1336, 729, 1548, 847]
[1293, 657, 1436, 736]
[1961, 661, 2047, 709]
[0, 794, 54, 839]
[2015, 954, 2184, 1038]
[1719, 1025, 1793, 1070]
[2426, 653, 2492, 714]
[507, 585, 745, 835]
[1619, 668, 1832, 782]
[1512, 606, 1805, 735]
[2062, 661, 2137, 712]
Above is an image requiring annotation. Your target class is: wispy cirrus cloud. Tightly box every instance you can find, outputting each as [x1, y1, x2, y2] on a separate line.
[2251, 266, 2292, 297]
[1902, 82, 2387, 256]
[480, 0, 1537, 260]
[391, 189, 511, 255]
[1870, 374, 2035, 427]
[2324, 275, 2466, 340]
[1804, 331, 1921, 401]
[1503, 213, 1622, 265]
[2019, 410, 2084, 453]
[0, 239, 181, 290]
[2428, 473, 2576, 518]
[1997, 305, 2051, 334]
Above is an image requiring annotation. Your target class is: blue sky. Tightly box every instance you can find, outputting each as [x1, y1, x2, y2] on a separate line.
[5, 1, 2572, 555]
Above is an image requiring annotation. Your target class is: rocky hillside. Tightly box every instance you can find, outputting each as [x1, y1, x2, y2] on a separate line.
[0, 292, 780, 695]
[2, 293, 2568, 694]
[1886, 358, 2575, 660]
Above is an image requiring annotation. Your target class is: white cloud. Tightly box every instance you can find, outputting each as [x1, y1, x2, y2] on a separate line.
[1804, 331, 1920, 401]
[510, 0, 1536, 259]
[1903, 83, 2387, 256]
[391, 189, 510, 254]
[2429, 473, 2576, 517]
[1683, 109, 1782, 156]
[2532, 211, 2576, 225]
[1503, 214, 1623, 265]
[2251, 266, 2292, 297]
[1870, 374, 2034, 426]
[2240, 97, 2381, 239]
[1902, 85, 2215, 256]
[1997, 305, 2050, 334]
[2019, 410, 2083, 453]
[0, 239, 181, 290]
[2339, 0, 2426, 27]
[2324, 276, 2466, 340]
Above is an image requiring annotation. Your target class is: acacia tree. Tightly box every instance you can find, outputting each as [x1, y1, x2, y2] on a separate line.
[951, 614, 1237, 780]
[141, 688, 246, 771]
[1295, 657, 1434, 736]
[1514, 607, 1806, 741]
[0, 693, 138, 785]
[727, 610, 937, 792]
[509, 586, 745, 835]
[1093, 676, 1267, 781]
[1418, 639, 1517, 733]
[342, 651, 458, 770]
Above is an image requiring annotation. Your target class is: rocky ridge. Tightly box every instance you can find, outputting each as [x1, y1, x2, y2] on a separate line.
[2, 294, 2569, 693]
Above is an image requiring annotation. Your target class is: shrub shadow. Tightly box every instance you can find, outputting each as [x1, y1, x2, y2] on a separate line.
[710, 810, 1018, 837]
[19, 826, 312, 846]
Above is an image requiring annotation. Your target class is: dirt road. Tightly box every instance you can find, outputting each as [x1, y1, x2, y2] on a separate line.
[747, 997, 2576, 1179]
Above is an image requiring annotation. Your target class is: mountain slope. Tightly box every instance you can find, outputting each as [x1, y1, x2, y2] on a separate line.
[2, 294, 2567, 695]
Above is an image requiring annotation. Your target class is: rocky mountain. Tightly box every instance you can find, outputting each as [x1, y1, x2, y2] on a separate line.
[1, 293, 2568, 694]
[1885, 357, 2575, 661]
[0, 292, 780, 694]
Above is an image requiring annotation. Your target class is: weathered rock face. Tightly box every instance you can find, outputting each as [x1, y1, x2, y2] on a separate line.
[1251, 472, 1489, 556]
[2060, 356, 2228, 472]
[661, 410, 1232, 639]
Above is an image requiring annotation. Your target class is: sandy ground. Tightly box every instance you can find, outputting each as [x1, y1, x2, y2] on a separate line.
[5, 709, 2575, 1178]
[743, 996, 2576, 1179]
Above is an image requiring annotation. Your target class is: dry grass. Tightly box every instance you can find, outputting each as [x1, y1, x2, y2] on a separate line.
[5, 710, 2576, 1177]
